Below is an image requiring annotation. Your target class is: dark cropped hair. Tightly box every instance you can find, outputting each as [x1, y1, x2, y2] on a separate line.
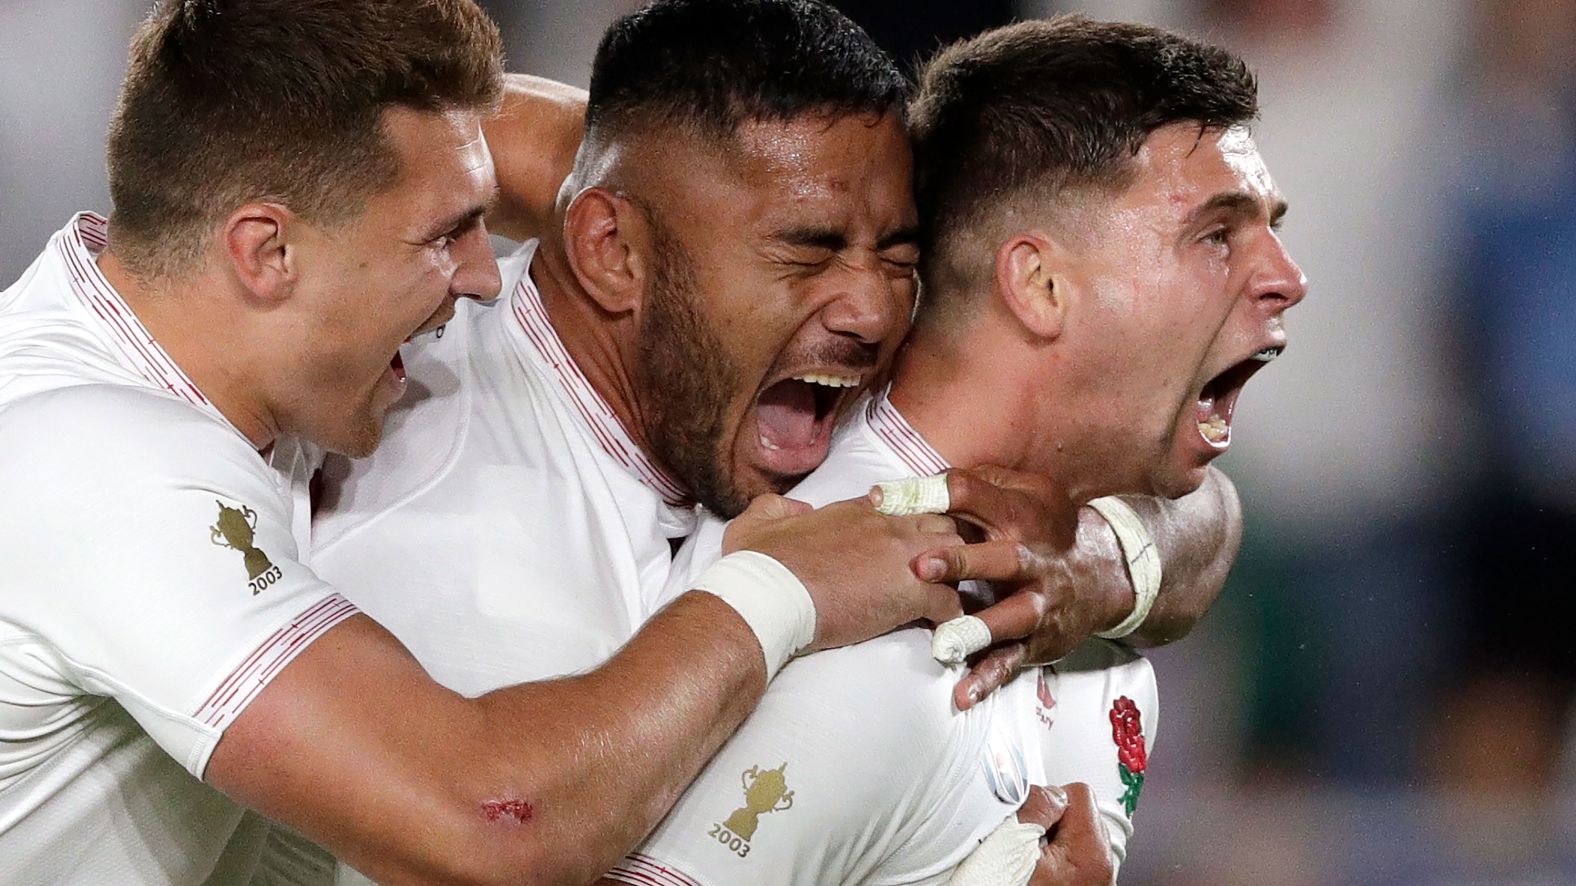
[585, 0, 908, 144]
[107, 0, 504, 278]
[910, 16, 1258, 301]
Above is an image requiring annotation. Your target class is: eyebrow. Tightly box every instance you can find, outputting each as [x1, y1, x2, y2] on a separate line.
[1184, 190, 1289, 229]
[768, 223, 921, 252]
[420, 185, 501, 241]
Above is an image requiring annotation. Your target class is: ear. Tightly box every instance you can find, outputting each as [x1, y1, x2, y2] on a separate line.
[222, 203, 296, 306]
[994, 231, 1073, 340]
[562, 186, 649, 315]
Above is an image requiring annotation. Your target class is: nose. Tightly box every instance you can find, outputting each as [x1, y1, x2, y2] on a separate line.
[817, 258, 907, 346]
[1251, 230, 1308, 314]
[450, 221, 503, 303]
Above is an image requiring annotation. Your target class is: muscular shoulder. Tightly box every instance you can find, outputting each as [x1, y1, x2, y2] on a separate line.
[0, 384, 258, 488]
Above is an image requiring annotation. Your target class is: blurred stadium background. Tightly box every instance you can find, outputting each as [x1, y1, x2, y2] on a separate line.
[3, 1, 1572, 882]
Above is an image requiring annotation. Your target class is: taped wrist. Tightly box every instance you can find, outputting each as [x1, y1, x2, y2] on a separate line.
[1088, 496, 1162, 640]
[693, 551, 817, 681]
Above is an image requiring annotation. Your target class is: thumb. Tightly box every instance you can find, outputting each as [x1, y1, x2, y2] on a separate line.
[736, 493, 812, 524]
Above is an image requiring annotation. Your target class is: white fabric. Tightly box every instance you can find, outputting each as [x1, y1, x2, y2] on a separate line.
[309, 240, 694, 698]
[0, 214, 355, 883]
[609, 390, 1159, 885]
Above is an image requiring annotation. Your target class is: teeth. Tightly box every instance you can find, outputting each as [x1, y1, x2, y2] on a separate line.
[759, 435, 781, 452]
[792, 372, 862, 388]
[1251, 347, 1283, 363]
[1198, 416, 1228, 443]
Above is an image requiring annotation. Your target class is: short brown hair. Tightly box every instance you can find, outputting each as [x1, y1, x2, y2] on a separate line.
[107, 0, 504, 278]
[909, 16, 1258, 312]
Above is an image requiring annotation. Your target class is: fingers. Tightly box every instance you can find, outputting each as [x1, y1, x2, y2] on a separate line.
[953, 642, 1028, 710]
[1034, 783, 1114, 886]
[911, 513, 960, 536]
[738, 493, 813, 522]
[943, 468, 1079, 548]
[1015, 783, 1069, 829]
[932, 615, 993, 666]
[922, 582, 965, 625]
[869, 474, 952, 516]
[971, 590, 1050, 643]
[940, 469, 1031, 539]
[913, 538, 1032, 583]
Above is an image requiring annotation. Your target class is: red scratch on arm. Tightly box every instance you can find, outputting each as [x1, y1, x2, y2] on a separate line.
[481, 799, 535, 824]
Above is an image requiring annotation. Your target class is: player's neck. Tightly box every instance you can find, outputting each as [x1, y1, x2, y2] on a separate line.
[96, 249, 277, 451]
[887, 319, 1061, 479]
[526, 236, 657, 457]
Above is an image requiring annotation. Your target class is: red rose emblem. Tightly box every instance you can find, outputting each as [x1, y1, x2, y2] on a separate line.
[1109, 696, 1147, 774]
[1109, 696, 1148, 817]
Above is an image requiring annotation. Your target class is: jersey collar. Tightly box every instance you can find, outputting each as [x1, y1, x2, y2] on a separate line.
[55, 212, 226, 425]
[507, 249, 696, 512]
[864, 384, 952, 477]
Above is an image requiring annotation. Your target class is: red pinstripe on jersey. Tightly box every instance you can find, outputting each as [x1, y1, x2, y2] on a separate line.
[605, 853, 706, 886]
[866, 387, 951, 477]
[510, 268, 694, 509]
[193, 594, 360, 730]
[55, 213, 216, 415]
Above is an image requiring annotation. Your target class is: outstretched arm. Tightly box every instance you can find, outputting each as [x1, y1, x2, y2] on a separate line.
[207, 496, 963, 885]
[483, 74, 587, 243]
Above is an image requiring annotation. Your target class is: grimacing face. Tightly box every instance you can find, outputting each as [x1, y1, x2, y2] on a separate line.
[275, 107, 502, 457]
[1059, 123, 1307, 499]
[633, 110, 920, 516]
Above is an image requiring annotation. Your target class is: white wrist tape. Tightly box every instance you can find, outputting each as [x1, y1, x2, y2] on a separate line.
[873, 473, 951, 516]
[1088, 496, 1162, 640]
[692, 551, 817, 682]
[948, 816, 1045, 886]
[932, 614, 993, 665]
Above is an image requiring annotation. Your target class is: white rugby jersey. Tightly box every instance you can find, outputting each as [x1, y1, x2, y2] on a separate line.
[310, 239, 695, 698]
[0, 214, 358, 883]
[607, 389, 1159, 886]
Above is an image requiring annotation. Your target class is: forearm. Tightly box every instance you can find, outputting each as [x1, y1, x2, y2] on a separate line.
[211, 596, 766, 886]
[468, 590, 766, 883]
[1089, 466, 1242, 646]
[483, 73, 587, 242]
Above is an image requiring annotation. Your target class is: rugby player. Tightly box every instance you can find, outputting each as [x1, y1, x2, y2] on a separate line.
[604, 16, 1306, 885]
[0, 3, 974, 883]
[303, 1, 1250, 882]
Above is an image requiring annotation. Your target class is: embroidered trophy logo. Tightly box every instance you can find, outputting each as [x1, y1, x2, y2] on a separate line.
[707, 762, 794, 859]
[210, 500, 282, 593]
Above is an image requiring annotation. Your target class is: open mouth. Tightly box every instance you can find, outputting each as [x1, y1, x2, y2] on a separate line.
[389, 349, 407, 382]
[753, 370, 864, 476]
[1195, 346, 1281, 448]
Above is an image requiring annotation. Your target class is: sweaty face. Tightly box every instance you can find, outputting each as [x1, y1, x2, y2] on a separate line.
[279, 107, 502, 457]
[1061, 124, 1307, 498]
[633, 111, 920, 516]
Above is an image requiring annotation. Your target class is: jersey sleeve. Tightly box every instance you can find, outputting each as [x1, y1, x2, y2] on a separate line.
[0, 385, 355, 778]
[606, 631, 1013, 886]
[1034, 641, 1160, 871]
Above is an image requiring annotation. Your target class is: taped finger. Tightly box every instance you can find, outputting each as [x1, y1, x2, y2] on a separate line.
[932, 614, 993, 665]
[873, 474, 951, 516]
[947, 815, 1045, 886]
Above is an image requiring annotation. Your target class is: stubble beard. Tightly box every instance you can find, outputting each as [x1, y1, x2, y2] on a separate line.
[635, 229, 753, 517]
